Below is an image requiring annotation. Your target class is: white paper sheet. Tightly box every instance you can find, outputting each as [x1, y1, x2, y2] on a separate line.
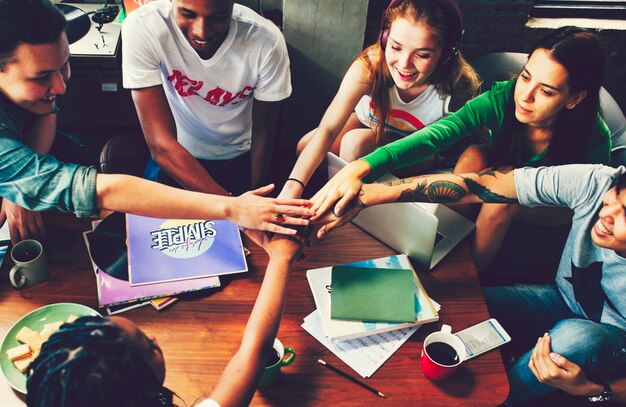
[302, 310, 419, 378]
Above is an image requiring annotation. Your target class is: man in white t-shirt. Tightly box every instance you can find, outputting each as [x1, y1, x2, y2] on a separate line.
[122, 0, 291, 195]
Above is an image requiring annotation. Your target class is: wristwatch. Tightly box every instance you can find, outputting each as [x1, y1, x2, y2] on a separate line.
[588, 379, 613, 402]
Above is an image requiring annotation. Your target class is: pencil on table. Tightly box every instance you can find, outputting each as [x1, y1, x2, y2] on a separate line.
[317, 358, 386, 398]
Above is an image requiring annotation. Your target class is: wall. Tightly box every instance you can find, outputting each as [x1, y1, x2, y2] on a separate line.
[281, 0, 369, 145]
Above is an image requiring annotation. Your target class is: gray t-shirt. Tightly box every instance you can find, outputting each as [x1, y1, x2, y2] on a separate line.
[515, 164, 626, 331]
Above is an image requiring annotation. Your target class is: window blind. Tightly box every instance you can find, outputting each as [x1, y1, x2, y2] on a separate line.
[531, 0, 626, 19]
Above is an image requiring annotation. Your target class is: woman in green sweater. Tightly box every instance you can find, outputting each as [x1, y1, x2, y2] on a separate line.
[312, 26, 610, 271]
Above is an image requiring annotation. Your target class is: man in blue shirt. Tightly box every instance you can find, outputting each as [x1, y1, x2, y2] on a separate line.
[316, 163, 626, 404]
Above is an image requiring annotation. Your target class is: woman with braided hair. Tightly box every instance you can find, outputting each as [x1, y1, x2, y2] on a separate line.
[27, 233, 303, 407]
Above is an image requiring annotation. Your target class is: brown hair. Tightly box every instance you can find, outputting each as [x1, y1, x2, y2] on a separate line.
[360, 0, 480, 144]
[492, 26, 605, 167]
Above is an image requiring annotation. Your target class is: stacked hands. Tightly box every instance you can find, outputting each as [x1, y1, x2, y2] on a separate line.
[310, 160, 371, 238]
[236, 168, 369, 252]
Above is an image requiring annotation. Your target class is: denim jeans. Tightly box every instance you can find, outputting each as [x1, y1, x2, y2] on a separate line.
[484, 284, 626, 405]
[143, 151, 252, 196]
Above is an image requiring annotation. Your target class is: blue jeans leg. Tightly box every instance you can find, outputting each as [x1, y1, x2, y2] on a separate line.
[505, 318, 626, 405]
[484, 284, 576, 347]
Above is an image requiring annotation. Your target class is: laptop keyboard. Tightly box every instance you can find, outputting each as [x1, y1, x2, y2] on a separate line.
[434, 231, 445, 246]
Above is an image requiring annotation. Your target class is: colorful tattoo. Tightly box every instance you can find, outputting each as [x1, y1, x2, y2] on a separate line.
[427, 181, 466, 203]
[392, 172, 516, 204]
[397, 180, 465, 203]
[397, 180, 428, 202]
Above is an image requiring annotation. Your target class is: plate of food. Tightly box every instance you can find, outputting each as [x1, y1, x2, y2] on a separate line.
[1, 303, 100, 394]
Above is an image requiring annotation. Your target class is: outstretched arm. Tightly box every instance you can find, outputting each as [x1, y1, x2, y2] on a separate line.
[95, 174, 313, 235]
[279, 59, 372, 199]
[209, 235, 303, 407]
[315, 170, 518, 237]
[363, 170, 517, 206]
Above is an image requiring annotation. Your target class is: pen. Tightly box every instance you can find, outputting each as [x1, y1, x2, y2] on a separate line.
[317, 359, 386, 398]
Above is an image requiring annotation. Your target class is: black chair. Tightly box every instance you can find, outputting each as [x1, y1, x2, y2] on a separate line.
[470, 52, 626, 166]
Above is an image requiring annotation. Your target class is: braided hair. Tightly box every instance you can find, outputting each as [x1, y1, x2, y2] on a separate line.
[26, 316, 176, 407]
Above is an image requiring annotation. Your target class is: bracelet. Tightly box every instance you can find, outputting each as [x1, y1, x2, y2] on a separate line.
[588, 379, 612, 402]
[286, 178, 306, 189]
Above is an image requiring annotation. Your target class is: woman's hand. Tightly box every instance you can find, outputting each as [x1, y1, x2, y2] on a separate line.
[312, 192, 366, 238]
[230, 184, 314, 235]
[528, 333, 597, 396]
[310, 159, 371, 220]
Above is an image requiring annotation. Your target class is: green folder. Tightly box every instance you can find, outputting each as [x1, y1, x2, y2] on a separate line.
[330, 265, 416, 323]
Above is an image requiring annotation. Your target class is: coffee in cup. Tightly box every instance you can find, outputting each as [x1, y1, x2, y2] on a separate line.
[9, 239, 49, 289]
[421, 324, 467, 380]
[425, 341, 461, 365]
[258, 338, 295, 387]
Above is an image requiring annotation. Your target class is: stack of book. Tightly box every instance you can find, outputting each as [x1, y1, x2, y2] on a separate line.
[306, 254, 439, 342]
[84, 214, 248, 314]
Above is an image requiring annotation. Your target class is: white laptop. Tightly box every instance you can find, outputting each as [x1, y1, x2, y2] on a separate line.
[327, 153, 474, 271]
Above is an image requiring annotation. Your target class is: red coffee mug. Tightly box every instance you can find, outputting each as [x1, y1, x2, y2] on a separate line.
[421, 324, 467, 380]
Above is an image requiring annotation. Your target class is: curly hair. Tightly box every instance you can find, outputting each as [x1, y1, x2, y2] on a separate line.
[0, 0, 66, 69]
[26, 316, 176, 407]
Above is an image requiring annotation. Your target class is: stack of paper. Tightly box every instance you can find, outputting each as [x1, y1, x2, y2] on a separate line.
[302, 254, 440, 378]
[301, 310, 418, 378]
[307, 254, 439, 342]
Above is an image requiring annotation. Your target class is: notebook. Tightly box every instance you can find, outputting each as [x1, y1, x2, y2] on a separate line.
[330, 266, 416, 323]
[306, 254, 439, 341]
[327, 152, 474, 270]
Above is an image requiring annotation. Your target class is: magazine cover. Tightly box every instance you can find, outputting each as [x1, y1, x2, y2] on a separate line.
[127, 215, 248, 286]
[84, 227, 221, 308]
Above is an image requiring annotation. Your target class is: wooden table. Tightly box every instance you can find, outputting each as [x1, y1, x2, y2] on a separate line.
[0, 213, 509, 406]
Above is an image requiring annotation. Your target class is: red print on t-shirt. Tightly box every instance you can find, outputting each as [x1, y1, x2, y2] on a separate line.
[167, 70, 253, 107]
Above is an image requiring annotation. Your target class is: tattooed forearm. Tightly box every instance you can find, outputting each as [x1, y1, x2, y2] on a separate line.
[397, 180, 466, 203]
[463, 177, 517, 203]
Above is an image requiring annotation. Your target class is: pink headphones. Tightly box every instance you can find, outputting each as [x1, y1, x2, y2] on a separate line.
[378, 0, 464, 65]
